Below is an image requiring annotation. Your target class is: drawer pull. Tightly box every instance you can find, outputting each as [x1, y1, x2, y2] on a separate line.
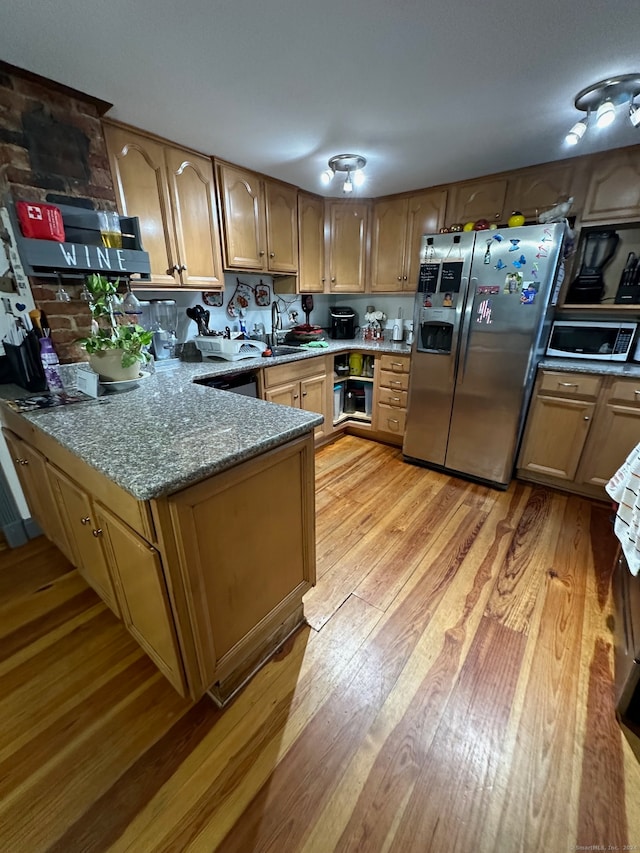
[634, 390, 640, 396]
[583, 416, 590, 421]
[80, 516, 91, 525]
[558, 382, 579, 388]
[388, 419, 399, 426]
[390, 380, 402, 387]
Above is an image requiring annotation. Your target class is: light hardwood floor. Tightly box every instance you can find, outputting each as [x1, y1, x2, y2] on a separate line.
[0, 435, 638, 852]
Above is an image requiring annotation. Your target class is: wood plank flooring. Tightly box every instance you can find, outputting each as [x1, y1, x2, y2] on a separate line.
[1, 434, 639, 852]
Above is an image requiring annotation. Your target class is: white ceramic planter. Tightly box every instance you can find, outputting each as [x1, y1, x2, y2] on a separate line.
[89, 350, 140, 382]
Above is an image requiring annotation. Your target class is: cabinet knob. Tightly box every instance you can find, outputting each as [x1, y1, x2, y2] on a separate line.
[180, 265, 187, 272]
[259, 250, 265, 257]
[403, 275, 408, 281]
[321, 278, 326, 283]
[331, 277, 336, 283]
[269, 252, 275, 258]
[583, 416, 590, 421]
[81, 516, 91, 525]
[167, 265, 180, 275]
[397, 276, 402, 281]
[302, 391, 307, 397]
[293, 394, 299, 400]
[92, 528, 103, 537]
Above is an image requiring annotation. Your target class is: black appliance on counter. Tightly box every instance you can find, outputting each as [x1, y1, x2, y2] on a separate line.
[567, 229, 620, 303]
[329, 307, 356, 339]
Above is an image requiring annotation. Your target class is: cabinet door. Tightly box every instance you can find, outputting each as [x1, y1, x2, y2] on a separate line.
[518, 395, 595, 481]
[264, 382, 300, 408]
[300, 374, 327, 439]
[370, 197, 408, 292]
[503, 162, 576, 221]
[95, 504, 186, 694]
[298, 192, 326, 292]
[3, 431, 73, 561]
[405, 189, 448, 290]
[582, 148, 640, 224]
[446, 177, 508, 227]
[217, 163, 265, 270]
[577, 402, 640, 488]
[264, 180, 298, 273]
[104, 124, 178, 286]
[165, 147, 224, 289]
[328, 201, 369, 292]
[50, 469, 120, 616]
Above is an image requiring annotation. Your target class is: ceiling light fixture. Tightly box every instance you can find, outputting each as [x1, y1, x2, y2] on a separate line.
[321, 154, 367, 193]
[565, 74, 640, 145]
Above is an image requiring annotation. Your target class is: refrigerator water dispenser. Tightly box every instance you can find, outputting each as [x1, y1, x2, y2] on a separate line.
[420, 321, 453, 353]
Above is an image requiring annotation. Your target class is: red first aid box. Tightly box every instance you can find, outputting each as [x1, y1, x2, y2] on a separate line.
[16, 202, 66, 242]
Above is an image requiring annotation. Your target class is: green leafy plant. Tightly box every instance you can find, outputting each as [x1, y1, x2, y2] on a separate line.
[77, 274, 153, 368]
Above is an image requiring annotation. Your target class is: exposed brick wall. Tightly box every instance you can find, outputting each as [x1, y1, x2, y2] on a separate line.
[0, 66, 116, 362]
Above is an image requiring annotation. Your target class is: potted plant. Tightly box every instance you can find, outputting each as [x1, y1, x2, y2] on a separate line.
[77, 274, 153, 381]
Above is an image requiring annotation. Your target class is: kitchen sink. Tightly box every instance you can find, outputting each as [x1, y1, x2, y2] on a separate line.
[269, 345, 302, 356]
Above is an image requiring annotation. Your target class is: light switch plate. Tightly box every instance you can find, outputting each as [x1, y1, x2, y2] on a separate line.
[76, 366, 101, 398]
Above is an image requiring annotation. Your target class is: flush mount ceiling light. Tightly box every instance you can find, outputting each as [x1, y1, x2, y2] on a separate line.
[320, 154, 367, 193]
[565, 74, 640, 146]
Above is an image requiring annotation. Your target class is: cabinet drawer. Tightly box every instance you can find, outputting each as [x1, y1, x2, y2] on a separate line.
[609, 377, 640, 405]
[263, 356, 325, 388]
[378, 369, 409, 391]
[538, 371, 602, 399]
[378, 389, 408, 408]
[379, 354, 410, 374]
[376, 404, 406, 435]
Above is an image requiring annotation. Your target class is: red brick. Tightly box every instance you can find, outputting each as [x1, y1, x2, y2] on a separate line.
[58, 342, 85, 364]
[67, 181, 116, 202]
[0, 86, 29, 116]
[29, 285, 59, 301]
[88, 152, 111, 172]
[38, 300, 88, 318]
[6, 184, 47, 203]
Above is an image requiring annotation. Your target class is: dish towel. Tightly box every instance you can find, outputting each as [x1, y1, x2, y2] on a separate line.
[606, 442, 640, 576]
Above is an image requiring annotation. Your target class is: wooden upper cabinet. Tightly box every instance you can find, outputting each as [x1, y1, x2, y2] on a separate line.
[164, 148, 224, 289]
[217, 162, 299, 274]
[298, 192, 326, 292]
[327, 201, 369, 292]
[370, 197, 408, 292]
[405, 189, 448, 289]
[581, 147, 640, 224]
[264, 180, 298, 273]
[105, 124, 177, 286]
[503, 162, 577, 222]
[104, 122, 224, 289]
[445, 177, 508, 227]
[371, 189, 447, 292]
[216, 163, 265, 270]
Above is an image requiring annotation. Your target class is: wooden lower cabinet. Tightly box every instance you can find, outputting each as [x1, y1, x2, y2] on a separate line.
[3, 430, 73, 562]
[263, 357, 329, 441]
[164, 434, 315, 704]
[373, 353, 411, 443]
[49, 467, 121, 617]
[517, 370, 640, 498]
[2, 414, 316, 704]
[94, 504, 186, 693]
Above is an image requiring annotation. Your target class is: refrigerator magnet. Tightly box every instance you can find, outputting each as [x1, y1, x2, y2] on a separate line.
[477, 285, 500, 294]
[508, 239, 521, 251]
[442, 293, 453, 307]
[512, 254, 527, 268]
[476, 299, 493, 324]
[504, 272, 523, 293]
[520, 286, 536, 304]
[495, 259, 507, 270]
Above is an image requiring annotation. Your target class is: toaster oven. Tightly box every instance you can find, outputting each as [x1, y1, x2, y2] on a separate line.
[546, 320, 637, 362]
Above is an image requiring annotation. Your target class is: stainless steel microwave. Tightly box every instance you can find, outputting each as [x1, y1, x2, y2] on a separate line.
[546, 320, 637, 361]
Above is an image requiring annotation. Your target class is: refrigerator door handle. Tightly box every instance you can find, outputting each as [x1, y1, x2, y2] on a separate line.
[458, 277, 476, 384]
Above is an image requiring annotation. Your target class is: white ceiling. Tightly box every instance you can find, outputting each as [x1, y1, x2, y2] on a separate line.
[1, 0, 639, 197]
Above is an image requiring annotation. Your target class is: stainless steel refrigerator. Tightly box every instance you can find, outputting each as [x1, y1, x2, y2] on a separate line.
[403, 223, 565, 487]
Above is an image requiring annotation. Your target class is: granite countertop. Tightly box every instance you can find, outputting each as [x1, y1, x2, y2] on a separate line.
[539, 357, 640, 378]
[1, 340, 411, 502]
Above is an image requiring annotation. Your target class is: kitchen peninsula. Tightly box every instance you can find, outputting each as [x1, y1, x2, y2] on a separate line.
[1, 360, 322, 704]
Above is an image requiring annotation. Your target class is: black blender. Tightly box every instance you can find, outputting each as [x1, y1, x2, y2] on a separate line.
[567, 230, 620, 304]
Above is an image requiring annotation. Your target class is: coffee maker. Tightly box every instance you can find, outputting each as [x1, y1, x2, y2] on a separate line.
[567, 230, 620, 304]
[329, 307, 356, 339]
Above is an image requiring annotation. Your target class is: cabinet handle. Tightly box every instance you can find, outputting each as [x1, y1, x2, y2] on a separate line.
[634, 390, 640, 395]
[558, 382, 578, 388]
[81, 516, 91, 525]
[390, 380, 402, 387]
[391, 396, 401, 403]
[92, 528, 103, 537]
[583, 416, 590, 421]
[15, 457, 27, 465]
[388, 419, 399, 426]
